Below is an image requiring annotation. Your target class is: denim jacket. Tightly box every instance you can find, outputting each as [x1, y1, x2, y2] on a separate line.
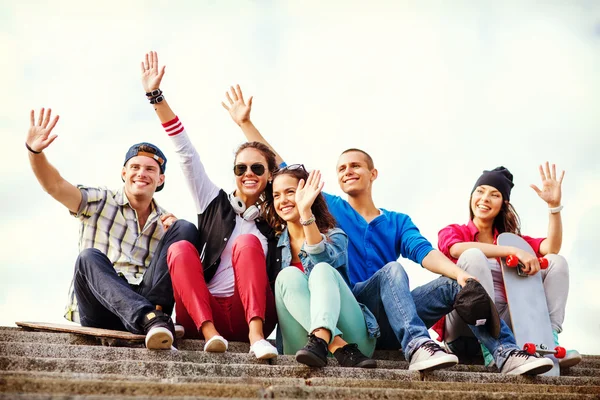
[277, 227, 380, 339]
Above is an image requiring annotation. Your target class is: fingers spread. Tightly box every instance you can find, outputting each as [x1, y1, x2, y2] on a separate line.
[37, 108, 44, 126]
[226, 92, 234, 105]
[538, 164, 546, 181]
[47, 115, 60, 131]
[230, 86, 239, 101]
[236, 84, 244, 102]
[221, 101, 230, 110]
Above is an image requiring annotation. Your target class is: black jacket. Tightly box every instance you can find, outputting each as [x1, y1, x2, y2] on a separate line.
[196, 189, 281, 290]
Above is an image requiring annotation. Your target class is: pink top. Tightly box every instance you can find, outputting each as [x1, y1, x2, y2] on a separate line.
[437, 220, 545, 262]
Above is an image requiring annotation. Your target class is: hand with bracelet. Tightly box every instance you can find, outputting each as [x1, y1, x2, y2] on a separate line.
[26, 108, 60, 154]
[530, 161, 565, 214]
[141, 51, 166, 104]
[295, 170, 325, 228]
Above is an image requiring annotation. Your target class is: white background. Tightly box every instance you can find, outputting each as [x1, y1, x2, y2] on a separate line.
[1, 0, 599, 354]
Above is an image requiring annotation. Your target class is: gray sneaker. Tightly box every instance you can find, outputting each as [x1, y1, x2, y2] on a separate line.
[409, 341, 458, 372]
[501, 350, 554, 375]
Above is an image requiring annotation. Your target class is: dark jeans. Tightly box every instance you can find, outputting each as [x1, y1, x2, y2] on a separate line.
[353, 261, 518, 366]
[74, 219, 198, 334]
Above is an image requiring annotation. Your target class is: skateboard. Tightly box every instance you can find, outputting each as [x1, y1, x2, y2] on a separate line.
[16, 321, 145, 347]
[498, 233, 560, 376]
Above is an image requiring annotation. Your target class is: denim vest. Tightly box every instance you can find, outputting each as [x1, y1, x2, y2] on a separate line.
[277, 227, 380, 340]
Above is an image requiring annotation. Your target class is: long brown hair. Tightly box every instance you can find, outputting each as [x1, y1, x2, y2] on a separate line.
[469, 197, 521, 235]
[264, 166, 337, 235]
[234, 142, 278, 210]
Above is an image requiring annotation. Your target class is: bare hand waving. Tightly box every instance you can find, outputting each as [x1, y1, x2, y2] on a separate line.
[27, 108, 59, 153]
[221, 84, 253, 126]
[141, 51, 165, 93]
[530, 162, 565, 208]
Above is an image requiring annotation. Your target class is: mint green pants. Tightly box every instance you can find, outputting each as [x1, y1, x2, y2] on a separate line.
[275, 262, 376, 356]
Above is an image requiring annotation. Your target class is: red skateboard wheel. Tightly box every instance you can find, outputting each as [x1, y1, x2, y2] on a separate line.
[554, 346, 566, 358]
[539, 258, 548, 269]
[506, 255, 519, 267]
[523, 343, 536, 355]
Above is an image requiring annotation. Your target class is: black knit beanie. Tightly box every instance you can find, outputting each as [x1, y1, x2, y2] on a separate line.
[472, 166, 514, 201]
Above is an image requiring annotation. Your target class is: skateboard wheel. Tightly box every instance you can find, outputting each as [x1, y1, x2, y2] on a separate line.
[506, 255, 519, 267]
[539, 258, 549, 269]
[555, 346, 566, 358]
[523, 343, 536, 355]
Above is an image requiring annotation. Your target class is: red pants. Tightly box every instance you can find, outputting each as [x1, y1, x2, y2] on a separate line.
[167, 234, 277, 342]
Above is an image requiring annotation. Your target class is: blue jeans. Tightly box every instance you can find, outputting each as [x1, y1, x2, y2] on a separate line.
[352, 261, 519, 368]
[74, 220, 198, 334]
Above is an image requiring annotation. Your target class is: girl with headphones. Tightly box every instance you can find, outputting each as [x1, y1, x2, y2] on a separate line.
[142, 51, 279, 359]
[264, 164, 377, 368]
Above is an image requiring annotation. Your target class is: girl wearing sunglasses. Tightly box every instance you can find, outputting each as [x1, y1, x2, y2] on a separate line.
[436, 164, 580, 368]
[263, 164, 377, 368]
[141, 51, 279, 359]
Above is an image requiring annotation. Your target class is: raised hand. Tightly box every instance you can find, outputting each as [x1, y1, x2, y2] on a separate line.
[141, 51, 165, 93]
[221, 84, 253, 126]
[27, 108, 59, 153]
[295, 170, 325, 216]
[530, 162, 565, 208]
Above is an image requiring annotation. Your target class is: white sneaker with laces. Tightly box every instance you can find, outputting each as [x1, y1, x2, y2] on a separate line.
[174, 324, 185, 339]
[501, 350, 554, 375]
[204, 335, 228, 353]
[250, 339, 278, 360]
[409, 340, 458, 372]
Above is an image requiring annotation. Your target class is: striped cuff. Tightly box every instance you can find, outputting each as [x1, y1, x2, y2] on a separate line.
[163, 116, 184, 136]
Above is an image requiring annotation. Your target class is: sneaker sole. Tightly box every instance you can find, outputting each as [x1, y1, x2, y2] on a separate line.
[559, 355, 582, 369]
[506, 359, 554, 375]
[408, 355, 458, 372]
[296, 350, 327, 367]
[204, 337, 228, 353]
[254, 351, 278, 360]
[353, 359, 377, 369]
[145, 327, 173, 350]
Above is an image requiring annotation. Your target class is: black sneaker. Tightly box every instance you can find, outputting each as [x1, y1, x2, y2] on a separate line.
[141, 309, 175, 350]
[333, 343, 377, 368]
[296, 334, 328, 367]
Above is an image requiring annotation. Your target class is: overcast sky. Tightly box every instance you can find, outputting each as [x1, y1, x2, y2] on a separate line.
[2, 0, 599, 354]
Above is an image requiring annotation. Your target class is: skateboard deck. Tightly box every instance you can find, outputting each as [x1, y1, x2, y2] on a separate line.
[16, 321, 145, 347]
[498, 233, 559, 376]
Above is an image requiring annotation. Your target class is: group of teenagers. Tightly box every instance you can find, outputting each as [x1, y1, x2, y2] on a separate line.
[26, 51, 580, 376]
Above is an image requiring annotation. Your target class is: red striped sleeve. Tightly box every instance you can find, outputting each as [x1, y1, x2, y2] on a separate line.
[162, 116, 184, 136]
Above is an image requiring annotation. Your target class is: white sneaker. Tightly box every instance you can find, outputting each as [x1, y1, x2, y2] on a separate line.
[174, 324, 185, 339]
[250, 339, 278, 360]
[145, 326, 174, 350]
[204, 335, 228, 353]
[559, 350, 582, 368]
[501, 350, 554, 375]
[409, 341, 458, 372]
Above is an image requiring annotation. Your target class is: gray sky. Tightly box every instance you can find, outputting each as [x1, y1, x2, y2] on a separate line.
[2, 0, 599, 354]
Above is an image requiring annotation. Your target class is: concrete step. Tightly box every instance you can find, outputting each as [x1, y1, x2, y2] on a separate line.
[2, 371, 599, 398]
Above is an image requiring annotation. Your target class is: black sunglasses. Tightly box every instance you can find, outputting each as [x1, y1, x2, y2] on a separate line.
[276, 164, 306, 174]
[233, 163, 266, 177]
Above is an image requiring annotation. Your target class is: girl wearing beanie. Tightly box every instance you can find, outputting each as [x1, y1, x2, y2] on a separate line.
[436, 163, 580, 368]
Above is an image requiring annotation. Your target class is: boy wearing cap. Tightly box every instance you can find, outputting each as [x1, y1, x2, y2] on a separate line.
[25, 108, 198, 350]
[223, 86, 554, 375]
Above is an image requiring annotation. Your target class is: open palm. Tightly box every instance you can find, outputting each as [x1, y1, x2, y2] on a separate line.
[295, 170, 324, 214]
[221, 84, 253, 126]
[530, 162, 565, 208]
[140, 51, 165, 93]
[27, 108, 59, 153]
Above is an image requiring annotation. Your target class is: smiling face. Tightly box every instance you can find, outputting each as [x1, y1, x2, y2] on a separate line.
[272, 173, 301, 223]
[470, 185, 504, 222]
[122, 155, 164, 199]
[336, 151, 377, 196]
[233, 147, 271, 205]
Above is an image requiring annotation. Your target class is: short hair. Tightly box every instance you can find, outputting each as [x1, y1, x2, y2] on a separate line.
[340, 148, 374, 170]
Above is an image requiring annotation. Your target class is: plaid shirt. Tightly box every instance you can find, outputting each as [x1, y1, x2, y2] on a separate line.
[64, 186, 167, 322]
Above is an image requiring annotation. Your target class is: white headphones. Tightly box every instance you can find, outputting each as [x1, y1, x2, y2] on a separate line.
[229, 192, 261, 221]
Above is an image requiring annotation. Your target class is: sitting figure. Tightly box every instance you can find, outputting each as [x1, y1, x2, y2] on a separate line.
[26, 108, 197, 349]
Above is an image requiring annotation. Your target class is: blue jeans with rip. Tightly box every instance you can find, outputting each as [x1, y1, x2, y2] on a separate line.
[352, 261, 520, 368]
[74, 220, 198, 334]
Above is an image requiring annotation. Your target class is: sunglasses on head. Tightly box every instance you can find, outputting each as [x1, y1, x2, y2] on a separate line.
[233, 163, 266, 177]
[277, 164, 306, 174]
